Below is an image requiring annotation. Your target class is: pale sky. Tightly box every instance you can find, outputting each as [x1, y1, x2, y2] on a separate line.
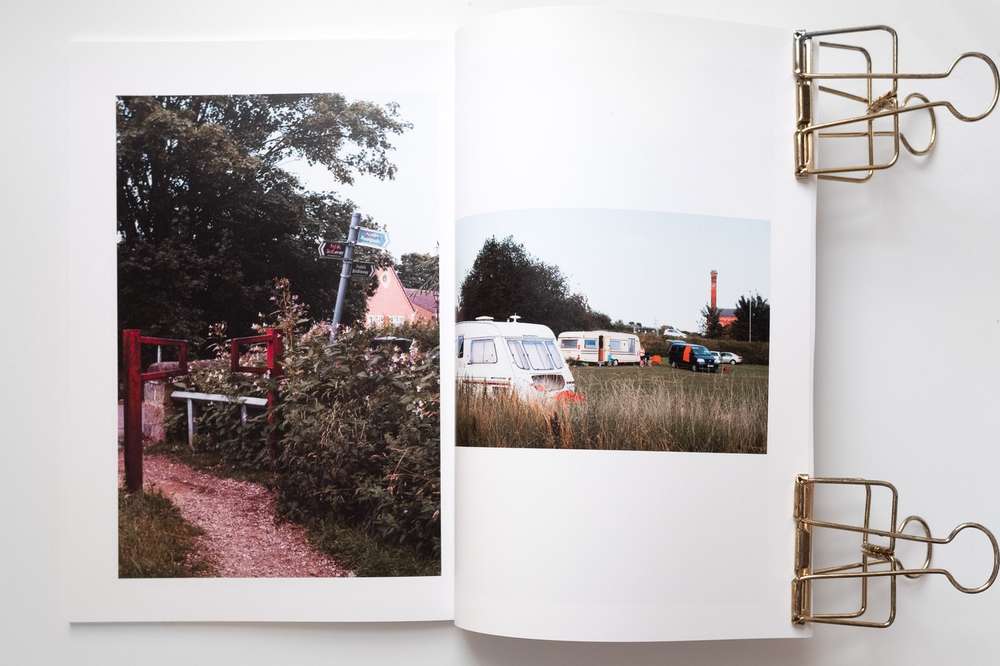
[456, 209, 770, 332]
[281, 92, 443, 260]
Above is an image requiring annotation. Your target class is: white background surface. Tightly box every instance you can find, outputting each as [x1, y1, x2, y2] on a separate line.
[2, 0, 999, 663]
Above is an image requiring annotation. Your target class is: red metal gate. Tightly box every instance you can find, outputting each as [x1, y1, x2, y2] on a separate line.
[121, 328, 282, 493]
[121, 330, 189, 492]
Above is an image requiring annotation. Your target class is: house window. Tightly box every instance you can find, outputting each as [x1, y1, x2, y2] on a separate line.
[390, 315, 405, 327]
[469, 339, 498, 364]
[367, 314, 385, 327]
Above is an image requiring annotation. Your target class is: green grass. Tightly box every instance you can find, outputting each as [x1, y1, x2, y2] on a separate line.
[457, 363, 768, 453]
[306, 518, 441, 578]
[118, 488, 215, 578]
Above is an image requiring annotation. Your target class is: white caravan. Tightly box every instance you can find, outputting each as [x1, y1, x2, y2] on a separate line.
[456, 317, 576, 399]
[557, 330, 643, 366]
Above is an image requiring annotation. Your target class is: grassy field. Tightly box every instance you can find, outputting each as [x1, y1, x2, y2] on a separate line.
[457, 364, 768, 453]
[118, 488, 215, 578]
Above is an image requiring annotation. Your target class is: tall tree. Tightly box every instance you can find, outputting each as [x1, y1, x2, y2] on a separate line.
[728, 293, 770, 342]
[116, 94, 409, 348]
[701, 304, 724, 339]
[395, 251, 440, 291]
[458, 236, 611, 333]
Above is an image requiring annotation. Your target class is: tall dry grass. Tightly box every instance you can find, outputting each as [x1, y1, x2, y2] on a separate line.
[456, 367, 767, 453]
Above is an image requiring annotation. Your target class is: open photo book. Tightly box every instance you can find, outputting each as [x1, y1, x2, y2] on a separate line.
[64, 7, 816, 642]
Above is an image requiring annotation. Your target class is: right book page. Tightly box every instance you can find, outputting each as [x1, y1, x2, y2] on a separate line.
[453, 8, 816, 641]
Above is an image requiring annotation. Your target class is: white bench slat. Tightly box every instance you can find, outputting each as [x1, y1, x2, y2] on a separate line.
[171, 390, 268, 407]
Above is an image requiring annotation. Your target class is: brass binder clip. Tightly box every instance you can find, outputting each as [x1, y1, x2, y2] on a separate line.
[794, 25, 1000, 182]
[793, 476, 999, 627]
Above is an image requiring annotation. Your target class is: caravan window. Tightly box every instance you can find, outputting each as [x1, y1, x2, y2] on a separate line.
[559, 338, 578, 349]
[609, 338, 626, 352]
[522, 339, 555, 370]
[506, 339, 529, 370]
[545, 340, 564, 368]
[456, 335, 464, 358]
[469, 338, 498, 364]
[583, 339, 598, 350]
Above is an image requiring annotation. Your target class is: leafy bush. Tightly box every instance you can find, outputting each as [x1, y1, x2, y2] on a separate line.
[166, 280, 441, 565]
[273, 323, 441, 559]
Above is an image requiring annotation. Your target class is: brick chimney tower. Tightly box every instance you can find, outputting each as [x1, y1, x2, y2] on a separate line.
[710, 270, 718, 310]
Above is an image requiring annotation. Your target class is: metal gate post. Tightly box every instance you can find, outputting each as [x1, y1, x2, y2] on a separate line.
[265, 328, 283, 457]
[122, 329, 143, 492]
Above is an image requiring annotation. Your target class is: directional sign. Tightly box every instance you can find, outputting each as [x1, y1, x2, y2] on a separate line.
[355, 228, 390, 250]
[318, 241, 347, 259]
[350, 262, 375, 278]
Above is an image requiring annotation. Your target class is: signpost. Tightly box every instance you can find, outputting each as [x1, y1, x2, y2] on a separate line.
[355, 228, 390, 250]
[317, 241, 347, 259]
[327, 213, 388, 341]
[350, 261, 375, 278]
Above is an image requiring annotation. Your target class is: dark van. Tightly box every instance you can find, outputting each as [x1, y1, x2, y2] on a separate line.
[668, 343, 719, 373]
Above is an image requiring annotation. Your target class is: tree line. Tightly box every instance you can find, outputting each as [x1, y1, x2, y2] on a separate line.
[460, 235, 770, 341]
[700, 294, 770, 342]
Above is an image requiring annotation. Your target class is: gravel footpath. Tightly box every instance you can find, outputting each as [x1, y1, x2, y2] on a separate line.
[120, 451, 351, 578]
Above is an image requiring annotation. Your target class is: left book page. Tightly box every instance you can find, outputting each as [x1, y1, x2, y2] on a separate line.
[62, 39, 454, 622]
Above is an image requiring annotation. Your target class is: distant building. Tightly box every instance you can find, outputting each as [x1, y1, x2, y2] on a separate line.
[365, 266, 439, 328]
[710, 270, 738, 327]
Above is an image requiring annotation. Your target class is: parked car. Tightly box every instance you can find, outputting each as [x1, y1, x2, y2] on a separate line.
[668, 343, 719, 372]
[456, 316, 576, 400]
[718, 351, 742, 365]
[557, 330, 643, 366]
[662, 325, 687, 339]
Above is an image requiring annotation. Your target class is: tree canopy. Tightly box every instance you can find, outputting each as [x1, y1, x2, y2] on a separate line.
[458, 236, 612, 333]
[701, 304, 724, 339]
[117, 94, 410, 349]
[395, 251, 440, 291]
[728, 293, 770, 342]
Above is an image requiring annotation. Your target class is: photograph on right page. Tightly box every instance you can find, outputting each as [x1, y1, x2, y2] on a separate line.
[455, 208, 770, 454]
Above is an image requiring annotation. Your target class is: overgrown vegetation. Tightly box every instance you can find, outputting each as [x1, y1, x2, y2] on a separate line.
[164, 279, 441, 576]
[457, 365, 768, 453]
[118, 488, 214, 578]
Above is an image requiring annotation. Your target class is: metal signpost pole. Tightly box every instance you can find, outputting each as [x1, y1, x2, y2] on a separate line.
[330, 212, 361, 341]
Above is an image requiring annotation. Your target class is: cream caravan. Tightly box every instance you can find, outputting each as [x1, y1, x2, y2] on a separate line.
[557, 330, 643, 366]
[456, 317, 576, 399]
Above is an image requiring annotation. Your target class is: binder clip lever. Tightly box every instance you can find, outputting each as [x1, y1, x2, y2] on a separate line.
[793, 476, 999, 628]
[794, 25, 1000, 182]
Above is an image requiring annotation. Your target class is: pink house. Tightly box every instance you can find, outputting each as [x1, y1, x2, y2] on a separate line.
[366, 267, 438, 328]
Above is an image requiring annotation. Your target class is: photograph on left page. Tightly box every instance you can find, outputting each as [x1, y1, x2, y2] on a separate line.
[116, 94, 440, 579]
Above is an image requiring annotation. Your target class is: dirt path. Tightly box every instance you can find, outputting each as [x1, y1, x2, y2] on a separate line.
[120, 451, 351, 578]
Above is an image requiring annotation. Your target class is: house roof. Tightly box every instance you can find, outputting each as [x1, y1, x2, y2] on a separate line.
[404, 288, 438, 313]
